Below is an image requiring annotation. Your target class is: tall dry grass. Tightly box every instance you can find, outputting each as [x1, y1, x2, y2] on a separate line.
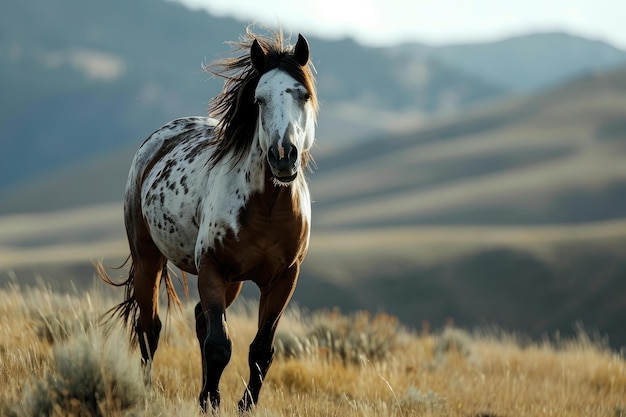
[1, 284, 624, 416]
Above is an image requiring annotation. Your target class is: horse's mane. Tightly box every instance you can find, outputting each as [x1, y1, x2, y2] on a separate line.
[205, 28, 318, 168]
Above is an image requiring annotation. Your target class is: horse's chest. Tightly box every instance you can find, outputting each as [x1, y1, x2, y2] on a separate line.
[209, 196, 309, 284]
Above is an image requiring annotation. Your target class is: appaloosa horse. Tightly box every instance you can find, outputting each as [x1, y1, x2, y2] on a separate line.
[99, 29, 318, 412]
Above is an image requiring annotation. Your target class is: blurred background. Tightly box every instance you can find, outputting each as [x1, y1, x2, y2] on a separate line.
[1, 0, 625, 347]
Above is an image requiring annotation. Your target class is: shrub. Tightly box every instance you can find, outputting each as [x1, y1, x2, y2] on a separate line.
[395, 385, 446, 413]
[275, 311, 402, 364]
[19, 329, 145, 417]
[433, 327, 473, 363]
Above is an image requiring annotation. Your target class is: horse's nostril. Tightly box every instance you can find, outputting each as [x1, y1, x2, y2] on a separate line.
[287, 144, 298, 164]
[268, 146, 279, 165]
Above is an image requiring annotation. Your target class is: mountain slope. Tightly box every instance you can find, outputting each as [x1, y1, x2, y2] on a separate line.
[0, 0, 504, 193]
[395, 32, 626, 91]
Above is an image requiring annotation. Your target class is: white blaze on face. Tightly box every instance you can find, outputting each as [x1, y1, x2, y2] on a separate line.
[254, 69, 315, 159]
[277, 141, 285, 159]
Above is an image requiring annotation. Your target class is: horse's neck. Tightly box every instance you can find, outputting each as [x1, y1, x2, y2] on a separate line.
[235, 132, 267, 194]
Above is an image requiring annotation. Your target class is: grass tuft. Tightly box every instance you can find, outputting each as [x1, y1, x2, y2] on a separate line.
[33, 309, 96, 343]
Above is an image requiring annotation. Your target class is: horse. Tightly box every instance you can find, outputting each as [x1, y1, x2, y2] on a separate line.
[98, 29, 318, 413]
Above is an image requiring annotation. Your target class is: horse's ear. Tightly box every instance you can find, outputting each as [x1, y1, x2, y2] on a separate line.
[251, 39, 268, 73]
[294, 34, 310, 67]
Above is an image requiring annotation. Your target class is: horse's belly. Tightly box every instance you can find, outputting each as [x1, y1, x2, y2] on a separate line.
[143, 207, 200, 273]
[140, 176, 202, 274]
[156, 226, 199, 273]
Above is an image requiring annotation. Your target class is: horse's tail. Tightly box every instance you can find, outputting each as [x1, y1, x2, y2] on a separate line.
[96, 256, 139, 342]
[96, 256, 187, 346]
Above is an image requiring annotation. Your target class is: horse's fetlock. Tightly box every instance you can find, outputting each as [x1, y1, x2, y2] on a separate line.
[136, 319, 162, 363]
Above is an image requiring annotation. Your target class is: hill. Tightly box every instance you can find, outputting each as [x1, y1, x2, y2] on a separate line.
[2, 207, 625, 347]
[0, 0, 503, 194]
[396, 31, 626, 91]
[312, 67, 626, 228]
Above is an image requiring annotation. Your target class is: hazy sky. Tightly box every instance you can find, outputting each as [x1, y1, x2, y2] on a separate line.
[176, 0, 626, 49]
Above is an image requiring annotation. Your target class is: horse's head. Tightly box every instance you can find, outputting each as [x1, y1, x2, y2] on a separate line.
[251, 34, 316, 185]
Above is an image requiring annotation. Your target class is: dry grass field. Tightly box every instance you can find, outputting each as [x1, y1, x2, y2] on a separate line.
[1, 284, 624, 417]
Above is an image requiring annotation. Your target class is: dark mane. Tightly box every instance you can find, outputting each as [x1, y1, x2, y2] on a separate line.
[205, 28, 318, 168]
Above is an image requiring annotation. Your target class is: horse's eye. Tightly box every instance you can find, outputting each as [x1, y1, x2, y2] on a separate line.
[300, 92, 311, 102]
[254, 97, 265, 106]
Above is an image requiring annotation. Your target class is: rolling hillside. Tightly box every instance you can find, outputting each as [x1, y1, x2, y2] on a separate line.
[1, 67, 625, 348]
[312, 67, 626, 228]
[4, 66, 625, 222]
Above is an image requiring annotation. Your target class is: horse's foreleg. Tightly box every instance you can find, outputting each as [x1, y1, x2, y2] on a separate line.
[238, 266, 299, 413]
[194, 282, 242, 409]
[196, 263, 232, 412]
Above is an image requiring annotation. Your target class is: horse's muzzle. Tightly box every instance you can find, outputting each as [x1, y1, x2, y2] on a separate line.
[268, 142, 298, 183]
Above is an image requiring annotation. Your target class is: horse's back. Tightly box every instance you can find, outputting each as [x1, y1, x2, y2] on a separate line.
[129, 117, 217, 178]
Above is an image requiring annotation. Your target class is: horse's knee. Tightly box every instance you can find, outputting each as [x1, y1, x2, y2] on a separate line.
[199, 335, 232, 411]
[204, 336, 233, 367]
[196, 305, 231, 366]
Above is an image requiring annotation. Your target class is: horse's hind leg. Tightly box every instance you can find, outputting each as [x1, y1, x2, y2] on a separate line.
[124, 184, 168, 379]
[130, 240, 167, 379]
